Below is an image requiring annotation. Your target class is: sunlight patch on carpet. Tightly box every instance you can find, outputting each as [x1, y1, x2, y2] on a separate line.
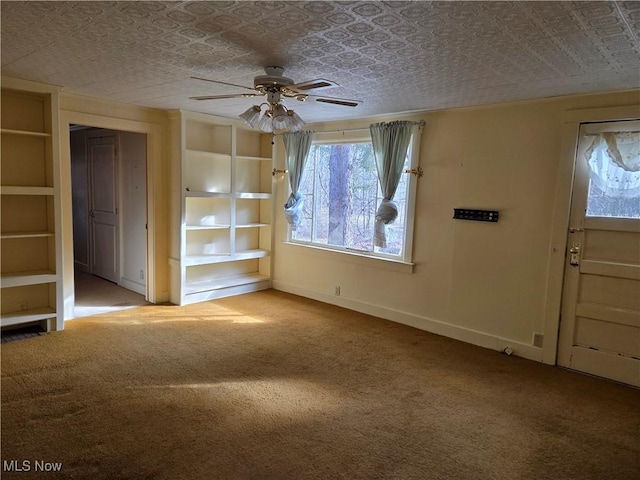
[76, 313, 265, 325]
[130, 379, 340, 417]
[73, 305, 142, 318]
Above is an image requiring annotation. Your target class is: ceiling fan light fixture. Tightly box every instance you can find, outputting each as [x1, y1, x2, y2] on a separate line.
[256, 112, 274, 133]
[247, 103, 305, 132]
[271, 104, 290, 130]
[287, 110, 305, 131]
[239, 105, 262, 128]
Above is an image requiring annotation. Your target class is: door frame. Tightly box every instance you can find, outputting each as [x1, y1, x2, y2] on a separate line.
[60, 109, 163, 319]
[542, 104, 640, 366]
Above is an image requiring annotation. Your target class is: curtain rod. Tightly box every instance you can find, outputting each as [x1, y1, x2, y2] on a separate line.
[271, 120, 425, 136]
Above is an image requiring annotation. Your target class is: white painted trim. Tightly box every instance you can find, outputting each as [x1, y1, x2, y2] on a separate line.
[569, 346, 640, 387]
[584, 216, 640, 233]
[542, 122, 579, 365]
[1, 76, 61, 94]
[581, 260, 640, 281]
[273, 280, 543, 363]
[576, 302, 640, 328]
[561, 105, 640, 124]
[282, 241, 414, 273]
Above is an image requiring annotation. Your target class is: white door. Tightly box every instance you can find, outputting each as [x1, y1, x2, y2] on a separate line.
[558, 120, 640, 387]
[88, 135, 120, 284]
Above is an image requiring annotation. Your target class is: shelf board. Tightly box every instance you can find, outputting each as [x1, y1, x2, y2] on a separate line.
[1, 270, 57, 288]
[186, 149, 231, 162]
[1, 128, 51, 138]
[184, 273, 270, 296]
[235, 192, 272, 199]
[1, 231, 55, 239]
[185, 224, 230, 230]
[184, 253, 232, 266]
[184, 249, 269, 266]
[233, 249, 270, 260]
[236, 155, 272, 162]
[1, 307, 56, 327]
[1, 185, 55, 196]
[236, 223, 269, 229]
[185, 190, 231, 198]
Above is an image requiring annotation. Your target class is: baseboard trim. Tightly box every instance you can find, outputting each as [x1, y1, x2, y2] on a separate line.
[272, 281, 543, 363]
[119, 278, 146, 296]
[74, 261, 88, 273]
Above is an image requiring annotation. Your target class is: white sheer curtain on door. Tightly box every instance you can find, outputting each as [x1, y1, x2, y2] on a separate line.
[585, 132, 640, 198]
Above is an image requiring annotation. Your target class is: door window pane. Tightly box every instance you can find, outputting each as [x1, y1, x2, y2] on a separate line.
[585, 132, 640, 219]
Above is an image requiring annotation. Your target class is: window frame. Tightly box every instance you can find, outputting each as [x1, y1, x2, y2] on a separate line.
[286, 127, 421, 266]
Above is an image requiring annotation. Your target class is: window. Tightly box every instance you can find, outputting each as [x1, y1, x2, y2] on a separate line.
[289, 130, 419, 262]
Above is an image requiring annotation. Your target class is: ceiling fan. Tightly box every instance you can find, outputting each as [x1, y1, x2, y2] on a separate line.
[190, 66, 361, 132]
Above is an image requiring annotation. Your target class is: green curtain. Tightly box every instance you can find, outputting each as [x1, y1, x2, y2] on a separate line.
[370, 121, 414, 247]
[283, 130, 314, 228]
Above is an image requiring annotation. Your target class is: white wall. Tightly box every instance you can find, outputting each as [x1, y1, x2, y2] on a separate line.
[70, 130, 89, 271]
[272, 90, 640, 363]
[119, 131, 147, 295]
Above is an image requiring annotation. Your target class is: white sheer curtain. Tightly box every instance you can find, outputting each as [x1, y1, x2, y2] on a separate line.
[370, 120, 415, 247]
[283, 130, 314, 228]
[585, 132, 640, 198]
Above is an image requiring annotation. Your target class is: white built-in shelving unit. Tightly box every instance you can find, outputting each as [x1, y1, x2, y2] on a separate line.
[169, 110, 274, 305]
[1, 82, 63, 331]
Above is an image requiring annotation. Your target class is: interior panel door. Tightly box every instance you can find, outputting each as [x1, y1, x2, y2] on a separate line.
[88, 136, 119, 284]
[557, 120, 640, 387]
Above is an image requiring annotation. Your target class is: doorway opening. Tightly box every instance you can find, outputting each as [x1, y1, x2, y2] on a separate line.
[70, 126, 149, 318]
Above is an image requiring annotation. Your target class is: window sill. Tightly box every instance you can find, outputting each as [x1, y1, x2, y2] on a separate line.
[282, 241, 415, 274]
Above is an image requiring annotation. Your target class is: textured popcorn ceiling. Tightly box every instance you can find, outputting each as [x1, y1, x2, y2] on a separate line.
[1, 1, 639, 123]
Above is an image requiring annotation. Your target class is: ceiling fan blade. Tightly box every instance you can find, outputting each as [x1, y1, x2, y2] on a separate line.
[311, 96, 361, 107]
[189, 93, 262, 101]
[291, 78, 338, 92]
[190, 76, 256, 91]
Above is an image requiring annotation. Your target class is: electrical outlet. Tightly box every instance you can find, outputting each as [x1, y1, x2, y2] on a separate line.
[533, 332, 544, 348]
[139, 270, 145, 281]
[335, 286, 341, 296]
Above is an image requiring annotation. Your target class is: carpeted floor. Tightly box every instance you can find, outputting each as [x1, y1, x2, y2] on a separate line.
[1, 290, 638, 479]
[1, 271, 146, 344]
[73, 270, 149, 319]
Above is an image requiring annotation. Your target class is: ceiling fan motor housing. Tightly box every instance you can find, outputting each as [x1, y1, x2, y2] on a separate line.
[254, 65, 294, 89]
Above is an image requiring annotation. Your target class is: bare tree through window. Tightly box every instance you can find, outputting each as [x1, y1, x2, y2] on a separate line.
[293, 142, 409, 257]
